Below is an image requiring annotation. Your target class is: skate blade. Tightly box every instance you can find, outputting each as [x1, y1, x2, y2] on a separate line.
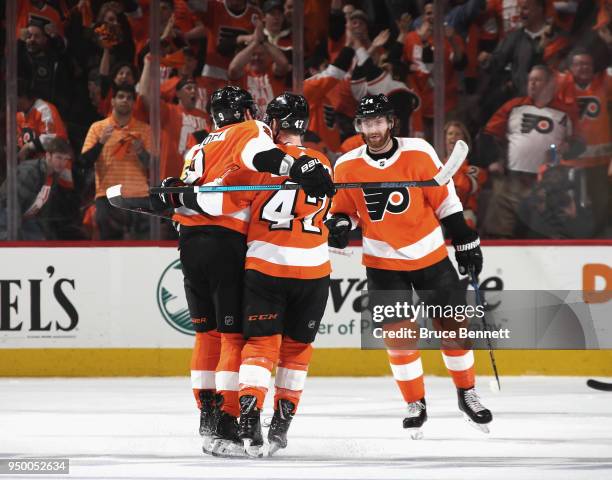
[462, 413, 491, 433]
[210, 439, 248, 458]
[242, 438, 264, 458]
[405, 428, 424, 440]
[267, 440, 284, 456]
[201, 435, 215, 455]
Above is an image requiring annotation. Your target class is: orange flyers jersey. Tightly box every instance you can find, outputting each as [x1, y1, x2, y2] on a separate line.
[173, 119, 277, 234]
[402, 31, 464, 117]
[17, 99, 67, 149]
[236, 65, 287, 114]
[340, 134, 365, 154]
[557, 71, 612, 167]
[17, 99, 72, 188]
[452, 162, 488, 228]
[303, 64, 346, 153]
[244, 144, 333, 280]
[330, 138, 463, 272]
[198, 0, 261, 78]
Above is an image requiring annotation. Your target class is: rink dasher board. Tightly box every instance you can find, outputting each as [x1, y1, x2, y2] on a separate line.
[0, 245, 610, 376]
[0, 245, 610, 349]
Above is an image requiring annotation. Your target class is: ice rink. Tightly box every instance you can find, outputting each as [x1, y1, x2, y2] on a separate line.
[1, 376, 612, 479]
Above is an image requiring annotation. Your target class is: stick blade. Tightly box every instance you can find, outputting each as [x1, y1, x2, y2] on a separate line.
[433, 139, 468, 186]
[106, 184, 171, 219]
[587, 379, 612, 391]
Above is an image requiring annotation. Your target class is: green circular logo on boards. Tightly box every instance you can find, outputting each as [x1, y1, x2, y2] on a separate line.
[156, 259, 194, 335]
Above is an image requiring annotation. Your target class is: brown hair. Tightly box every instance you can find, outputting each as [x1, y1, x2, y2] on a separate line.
[45, 137, 73, 156]
[443, 120, 472, 151]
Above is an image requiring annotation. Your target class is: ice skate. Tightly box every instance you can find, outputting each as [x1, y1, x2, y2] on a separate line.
[267, 399, 295, 456]
[198, 391, 216, 453]
[458, 387, 492, 433]
[402, 398, 427, 440]
[238, 395, 264, 457]
[208, 411, 246, 458]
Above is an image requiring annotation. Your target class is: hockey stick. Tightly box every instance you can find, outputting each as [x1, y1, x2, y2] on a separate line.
[586, 379, 612, 391]
[150, 140, 469, 195]
[469, 267, 501, 391]
[106, 185, 173, 220]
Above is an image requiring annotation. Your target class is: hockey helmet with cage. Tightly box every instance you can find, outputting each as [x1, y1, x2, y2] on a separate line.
[264, 92, 309, 134]
[210, 86, 258, 128]
[354, 94, 395, 132]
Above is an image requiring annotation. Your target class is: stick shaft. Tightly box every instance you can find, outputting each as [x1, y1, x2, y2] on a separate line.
[470, 269, 501, 390]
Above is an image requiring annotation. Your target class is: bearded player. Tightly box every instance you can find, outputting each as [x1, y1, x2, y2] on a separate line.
[325, 94, 493, 438]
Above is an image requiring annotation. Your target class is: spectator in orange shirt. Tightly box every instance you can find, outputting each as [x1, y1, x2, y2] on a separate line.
[262, 0, 292, 58]
[402, 1, 467, 138]
[556, 48, 611, 235]
[227, 16, 290, 114]
[138, 55, 210, 180]
[79, 84, 152, 240]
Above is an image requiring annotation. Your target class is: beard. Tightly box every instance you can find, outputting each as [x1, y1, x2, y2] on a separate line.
[362, 128, 392, 151]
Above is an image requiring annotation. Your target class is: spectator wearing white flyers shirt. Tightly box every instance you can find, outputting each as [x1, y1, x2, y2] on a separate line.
[479, 64, 583, 237]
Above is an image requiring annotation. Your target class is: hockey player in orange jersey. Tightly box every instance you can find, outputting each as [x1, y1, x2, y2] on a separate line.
[326, 94, 493, 438]
[151, 86, 334, 455]
[234, 93, 333, 457]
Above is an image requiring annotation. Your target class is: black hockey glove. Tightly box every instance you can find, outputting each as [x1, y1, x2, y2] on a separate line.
[325, 214, 351, 249]
[454, 236, 483, 276]
[441, 212, 483, 276]
[150, 176, 185, 211]
[289, 155, 335, 198]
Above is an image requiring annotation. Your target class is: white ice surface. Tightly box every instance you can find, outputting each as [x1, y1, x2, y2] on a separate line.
[1, 376, 611, 480]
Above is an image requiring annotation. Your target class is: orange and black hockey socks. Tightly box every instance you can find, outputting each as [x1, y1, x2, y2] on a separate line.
[387, 349, 425, 403]
[441, 350, 475, 389]
[216, 333, 246, 417]
[239, 334, 282, 409]
[191, 330, 221, 407]
[274, 337, 313, 412]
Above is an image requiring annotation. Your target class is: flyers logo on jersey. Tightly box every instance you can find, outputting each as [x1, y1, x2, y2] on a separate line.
[521, 113, 553, 134]
[577, 97, 600, 119]
[363, 188, 410, 221]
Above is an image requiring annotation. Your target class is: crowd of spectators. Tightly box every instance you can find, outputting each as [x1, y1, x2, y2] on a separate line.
[1, 0, 610, 241]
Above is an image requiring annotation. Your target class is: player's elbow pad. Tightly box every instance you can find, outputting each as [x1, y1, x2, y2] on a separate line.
[252, 148, 293, 175]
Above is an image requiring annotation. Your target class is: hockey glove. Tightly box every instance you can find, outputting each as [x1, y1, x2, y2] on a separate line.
[453, 236, 483, 276]
[289, 156, 335, 198]
[325, 214, 351, 249]
[150, 176, 185, 211]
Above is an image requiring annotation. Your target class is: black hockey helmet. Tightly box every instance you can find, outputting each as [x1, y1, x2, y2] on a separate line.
[354, 93, 395, 132]
[210, 86, 257, 128]
[355, 94, 395, 119]
[264, 92, 309, 134]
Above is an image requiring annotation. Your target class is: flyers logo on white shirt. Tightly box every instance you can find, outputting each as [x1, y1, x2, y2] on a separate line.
[363, 188, 410, 221]
[521, 113, 554, 134]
